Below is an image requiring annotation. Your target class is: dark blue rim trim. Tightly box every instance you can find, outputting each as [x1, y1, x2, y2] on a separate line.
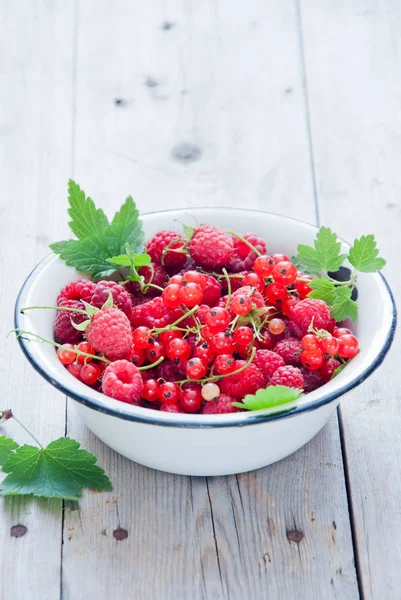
[14, 208, 397, 429]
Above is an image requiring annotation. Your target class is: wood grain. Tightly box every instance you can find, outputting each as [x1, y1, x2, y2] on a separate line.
[0, 1, 75, 599]
[300, 0, 401, 597]
[61, 1, 358, 598]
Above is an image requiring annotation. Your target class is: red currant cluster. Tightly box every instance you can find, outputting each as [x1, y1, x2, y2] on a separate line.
[52, 225, 359, 414]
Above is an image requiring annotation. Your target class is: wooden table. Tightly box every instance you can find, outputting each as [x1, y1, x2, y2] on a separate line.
[1, 2, 399, 598]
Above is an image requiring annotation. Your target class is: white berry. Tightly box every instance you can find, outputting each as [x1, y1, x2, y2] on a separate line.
[201, 382, 220, 401]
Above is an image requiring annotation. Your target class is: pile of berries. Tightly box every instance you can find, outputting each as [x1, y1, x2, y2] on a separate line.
[53, 225, 359, 415]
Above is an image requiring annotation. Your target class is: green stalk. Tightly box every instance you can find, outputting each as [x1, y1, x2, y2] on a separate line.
[227, 231, 262, 257]
[13, 329, 110, 363]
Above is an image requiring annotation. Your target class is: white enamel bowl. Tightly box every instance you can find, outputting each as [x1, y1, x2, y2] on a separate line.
[15, 209, 396, 476]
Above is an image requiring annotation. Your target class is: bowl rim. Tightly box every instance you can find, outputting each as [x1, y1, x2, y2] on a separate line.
[15, 207, 397, 429]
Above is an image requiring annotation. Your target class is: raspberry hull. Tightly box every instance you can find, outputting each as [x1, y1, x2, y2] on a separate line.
[53, 223, 359, 414]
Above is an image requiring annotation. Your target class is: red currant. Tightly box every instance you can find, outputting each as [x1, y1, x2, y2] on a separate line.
[194, 342, 215, 364]
[133, 326, 152, 349]
[201, 326, 214, 342]
[67, 362, 83, 380]
[57, 344, 76, 365]
[237, 344, 253, 359]
[301, 334, 319, 351]
[180, 383, 203, 413]
[294, 276, 313, 299]
[142, 379, 161, 402]
[214, 354, 236, 375]
[168, 274, 183, 285]
[320, 335, 340, 356]
[230, 294, 253, 316]
[131, 346, 145, 367]
[160, 329, 183, 347]
[80, 363, 102, 385]
[146, 341, 165, 363]
[300, 349, 324, 370]
[333, 327, 352, 338]
[159, 382, 180, 405]
[268, 318, 286, 335]
[281, 296, 299, 316]
[211, 332, 237, 355]
[179, 282, 203, 307]
[76, 341, 95, 364]
[256, 329, 275, 350]
[272, 261, 297, 286]
[272, 253, 290, 264]
[319, 358, 341, 382]
[233, 326, 253, 346]
[242, 272, 264, 292]
[162, 283, 182, 309]
[253, 255, 275, 277]
[181, 270, 206, 290]
[186, 357, 208, 379]
[166, 338, 191, 362]
[264, 283, 289, 306]
[338, 335, 359, 358]
[205, 307, 231, 333]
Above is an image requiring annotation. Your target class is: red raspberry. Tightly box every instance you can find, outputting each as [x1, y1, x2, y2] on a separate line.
[301, 368, 325, 393]
[57, 279, 96, 305]
[146, 230, 186, 271]
[202, 275, 222, 306]
[220, 362, 265, 398]
[130, 297, 178, 329]
[160, 403, 183, 413]
[126, 263, 167, 298]
[202, 394, 239, 414]
[90, 281, 133, 316]
[87, 307, 132, 359]
[253, 350, 285, 382]
[102, 360, 144, 404]
[269, 365, 304, 389]
[188, 225, 234, 269]
[229, 233, 267, 272]
[289, 299, 331, 336]
[54, 300, 87, 344]
[274, 338, 303, 366]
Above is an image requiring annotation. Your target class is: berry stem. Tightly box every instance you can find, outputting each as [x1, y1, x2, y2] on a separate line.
[20, 305, 88, 315]
[175, 347, 257, 386]
[151, 305, 199, 332]
[222, 268, 232, 309]
[227, 231, 262, 257]
[138, 357, 164, 370]
[10, 411, 44, 449]
[13, 329, 110, 363]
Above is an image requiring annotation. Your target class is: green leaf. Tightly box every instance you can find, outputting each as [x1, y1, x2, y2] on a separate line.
[332, 362, 347, 379]
[308, 277, 336, 304]
[50, 182, 145, 279]
[183, 224, 195, 239]
[233, 385, 303, 411]
[106, 252, 151, 269]
[330, 287, 358, 322]
[0, 438, 112, 499]
[106, 254, 131, 267]
[348, 234, 386, 273]
[295, 226, 347, 275]
[0, 436, 19, 467]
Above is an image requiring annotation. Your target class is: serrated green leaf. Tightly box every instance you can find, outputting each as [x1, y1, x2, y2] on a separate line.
[67, 180, 109, 248]
[107, 196, 144, 255]
[233, 385, 303, 411]
[0, 436, 19, 466]
[0, 438, 112, 499]
[106, 254, 132, 267]
[330, 287, 358, 322]
[348, 234, 386, 273]
[50, 239, 117, 279]
[308, 277, 336, 304]
[294, 226, 347, 275]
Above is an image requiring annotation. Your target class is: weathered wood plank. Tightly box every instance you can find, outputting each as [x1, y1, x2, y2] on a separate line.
[0, 1, 75, 599]
[61, 1, 359, 598]
[300, 0, 401, 596]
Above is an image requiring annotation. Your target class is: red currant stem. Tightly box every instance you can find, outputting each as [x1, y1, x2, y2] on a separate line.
[250, 317, 262, 340]
[144, 282, 165, 293]
[161, 238, 187, 266]
[222, 268, 232, 309]
[20, 305, 88, 315]
[175, 347, 257, 386]
[10, 412, 43, 449]
[12, 329, 110, 363]
[229, 315, 239, 332]
[152, 305, 199, 332]
[138, 356, 164, 371]
[227, 231, 262, 257]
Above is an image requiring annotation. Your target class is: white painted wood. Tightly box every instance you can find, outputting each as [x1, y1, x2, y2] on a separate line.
[61, 1, 358, 598]
[0, 1, 75, 599]
[300, 0, 401, 596]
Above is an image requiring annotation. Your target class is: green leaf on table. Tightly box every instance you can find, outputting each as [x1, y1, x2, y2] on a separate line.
[294, 226, 347, 275]
[348, 234, 386, 273]
[50, 181, 145, 279]
[0, 436, 19, 467]
[0, 437, 112, 499]
[308, 277, 336, 304]
[329, 287, 358, 322]
[233, 385, 303, 411]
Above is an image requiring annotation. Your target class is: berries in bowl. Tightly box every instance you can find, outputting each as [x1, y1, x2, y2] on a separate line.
[15, 182, 396, 476]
